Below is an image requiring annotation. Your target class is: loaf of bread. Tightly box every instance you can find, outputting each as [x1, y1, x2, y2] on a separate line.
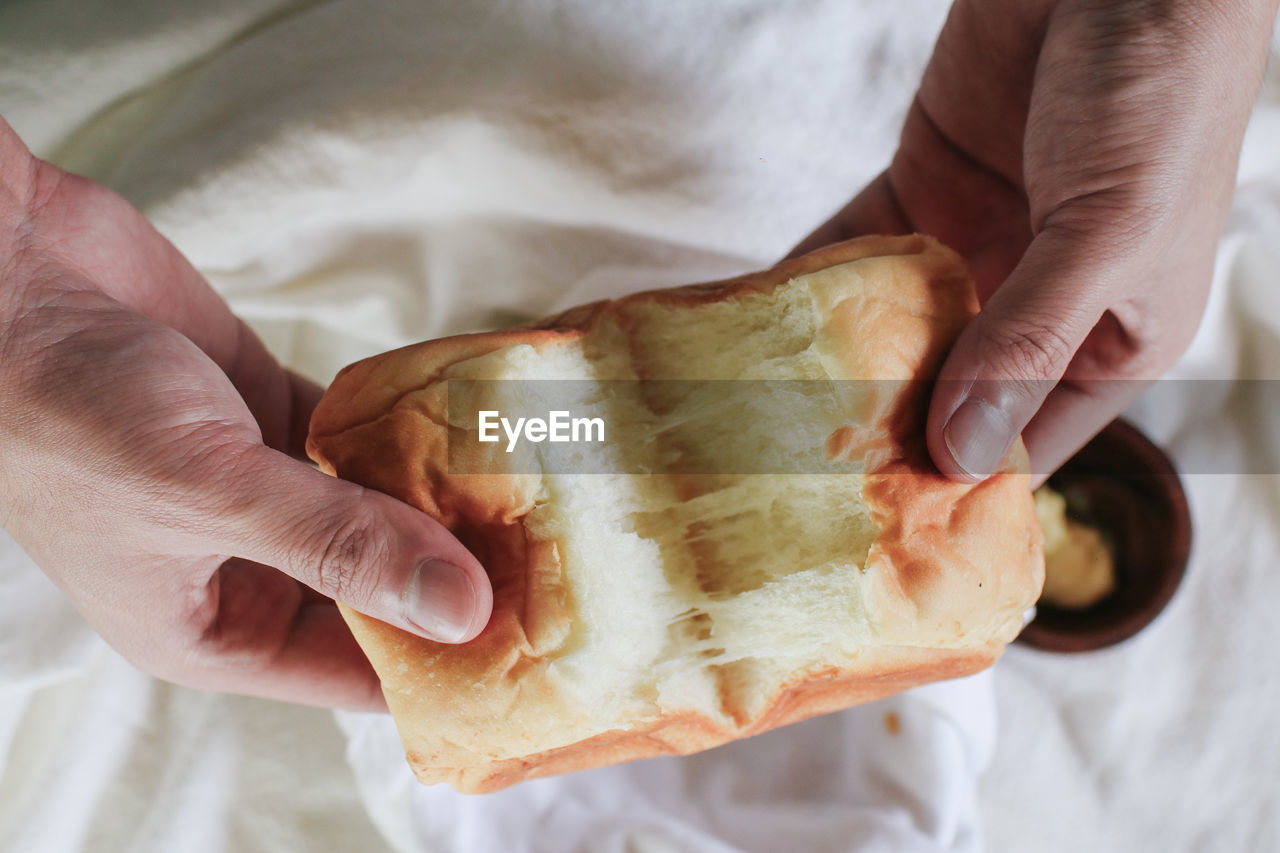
[306, 234, 1044, 793]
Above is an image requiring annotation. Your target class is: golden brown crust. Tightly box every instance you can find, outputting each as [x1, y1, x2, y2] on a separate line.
[516, 233, 941, 334]
[415, 643, 1000, 794]
[308, 234, 1044, 793]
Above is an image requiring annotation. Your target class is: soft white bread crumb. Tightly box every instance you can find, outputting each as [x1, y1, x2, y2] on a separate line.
[307, 234, 1045, 793]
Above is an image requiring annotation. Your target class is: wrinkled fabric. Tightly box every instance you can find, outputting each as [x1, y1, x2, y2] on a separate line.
[2, 3, 1279, 851]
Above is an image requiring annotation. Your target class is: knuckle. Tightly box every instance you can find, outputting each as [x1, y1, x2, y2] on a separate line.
[979, 321, 1077, 382]
[313, 504, 391, 606]
[140, 565, 284, 686]
[1036, 187, 1168, 253]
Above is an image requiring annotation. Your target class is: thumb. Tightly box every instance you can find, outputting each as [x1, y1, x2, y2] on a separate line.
[927, 228, 1110, 482]
[211, 444, 493, 644]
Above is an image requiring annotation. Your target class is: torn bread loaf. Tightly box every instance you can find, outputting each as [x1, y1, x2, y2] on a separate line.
[306, 234, 1044, 793]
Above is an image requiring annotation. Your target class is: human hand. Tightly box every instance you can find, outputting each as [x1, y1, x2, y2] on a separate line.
[0, 118, 493, 710]
[792, 0, 1279, 482]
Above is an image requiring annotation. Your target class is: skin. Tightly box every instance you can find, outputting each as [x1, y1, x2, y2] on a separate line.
[1, 0, 1276, 708]
[793, 0, 1280, 483]
[0, 119, 492, 711]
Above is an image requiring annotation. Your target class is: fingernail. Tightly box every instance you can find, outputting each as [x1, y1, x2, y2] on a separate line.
[943, 397, 1014, 480]
[402, 558, 477, 643]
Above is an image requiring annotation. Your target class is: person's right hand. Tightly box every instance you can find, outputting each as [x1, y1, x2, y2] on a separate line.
[791, 0, 1278, 484]
[0, 117, 493, 710]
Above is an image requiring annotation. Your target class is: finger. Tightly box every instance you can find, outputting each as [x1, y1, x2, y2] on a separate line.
[282, 365, 324, 461]
[786, 0, 1046, 269]
[0, 116, 41, 228]
[1017, 308, 1153, 483]
[786, 104, 1031, 288]
[189, 314, 321, 458]
[174, 558, 388, 711]
[213, 317, 325, 458]
[207, 444, 493, 645]
[255, 599, 388, 711]
[885, 98, 1032, 299]
[786, 171, 913, 259]
[926, 224, 1113, 482]
[1020, 375, 1149, 488]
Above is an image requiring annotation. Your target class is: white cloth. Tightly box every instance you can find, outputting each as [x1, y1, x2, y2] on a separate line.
[1, 3, 1279, 852]
[336, 672, 995, 853]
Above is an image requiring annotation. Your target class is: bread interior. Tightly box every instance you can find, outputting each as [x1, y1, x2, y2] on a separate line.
[451, 267, 884, 729]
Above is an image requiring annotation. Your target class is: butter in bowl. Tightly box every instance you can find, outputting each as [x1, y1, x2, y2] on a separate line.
[1017, 419, 1192, 653]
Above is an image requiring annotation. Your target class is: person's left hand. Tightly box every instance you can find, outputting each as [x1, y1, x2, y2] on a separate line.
[0, 118, 492, 710]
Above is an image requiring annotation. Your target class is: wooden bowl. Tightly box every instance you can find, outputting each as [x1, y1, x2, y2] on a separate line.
[1016, 419, 1191, 653]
